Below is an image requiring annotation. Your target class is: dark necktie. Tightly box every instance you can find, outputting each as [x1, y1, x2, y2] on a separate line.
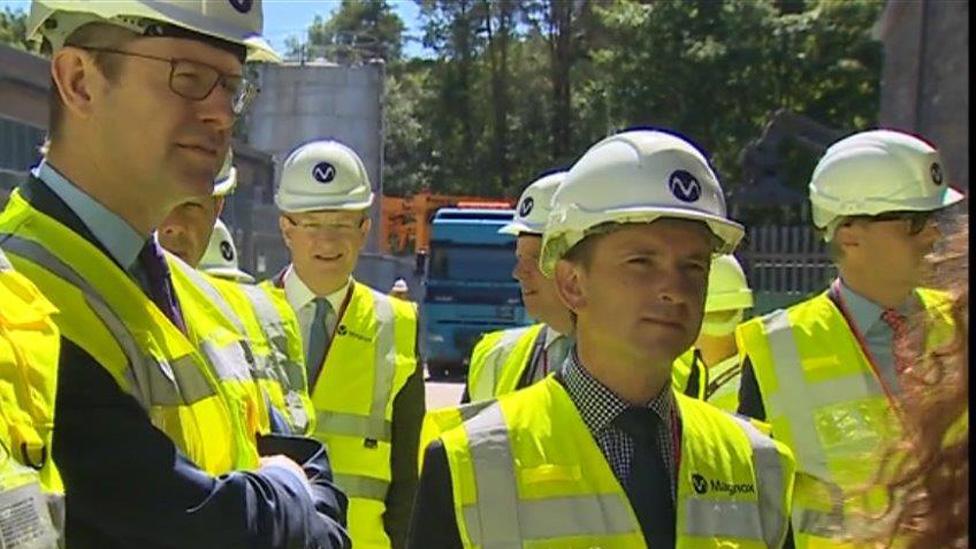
[613, 407, 676, 548]
[305, 297, 333, 387]
[135, 240, 186, 332]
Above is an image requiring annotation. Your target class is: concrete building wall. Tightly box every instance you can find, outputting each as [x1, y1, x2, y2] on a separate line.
[878, 0, 969, 189]
[245, 60, 385, 281]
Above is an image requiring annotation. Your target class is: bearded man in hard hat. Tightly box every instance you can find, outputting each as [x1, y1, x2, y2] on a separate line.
[671, 253, 754, 409]
[462, 170, 574, 403]
[0, 2, 349, 546]
[160, 155, 316, 437]
[736, 129, 963, 546]
[263, 139, 423, 549]
[409, 128, 796, 548]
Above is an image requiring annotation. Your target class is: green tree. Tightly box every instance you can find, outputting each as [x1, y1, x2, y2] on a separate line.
[0, 7, 37, 52]
[287, 0, 405, 64]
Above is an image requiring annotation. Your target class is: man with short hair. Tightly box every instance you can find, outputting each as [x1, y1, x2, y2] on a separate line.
[462, 170, 574, 403]
[0, 2, 348, 546]
[736, 129, 963, 546]
[409, 128, 795, 548]
[262, 139, 424, 549]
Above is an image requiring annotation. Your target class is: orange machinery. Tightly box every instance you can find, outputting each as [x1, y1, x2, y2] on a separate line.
[380, 191, 515, 254]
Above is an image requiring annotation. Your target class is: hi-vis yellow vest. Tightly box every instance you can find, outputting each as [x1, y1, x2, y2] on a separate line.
[440, 376, 796, 548]
[206, 275, 315, 436]
[0, 190, 259, 474]
[263, 279, 418, 549]
[167, 257, 271, 439]
[737, 289, 954, 548]
[672, 348, 708, 400]
[466, 323, 545, 402]
[0, 249, 61, 493]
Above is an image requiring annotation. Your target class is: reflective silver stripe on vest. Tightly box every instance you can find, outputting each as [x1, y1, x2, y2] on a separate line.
[734, 414, 789, 546]
[461, 402, 636, 545]
[0, 247, 11, 270]
[316, 411, 392, 442]
[239, 284, 308, 391]
[793, 505, 845, 539]
[1, 234, 216, 407]
[168, 257, 243, 334]
[200, 340, 253, 383]
[761, 310, 848, 535]
[333, 473, 390, 501]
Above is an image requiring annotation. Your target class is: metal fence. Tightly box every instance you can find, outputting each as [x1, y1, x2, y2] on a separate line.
[738, 225, 836, 315]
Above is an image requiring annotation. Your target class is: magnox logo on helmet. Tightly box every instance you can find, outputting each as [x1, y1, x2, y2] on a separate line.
[519, 197, 534, 217]
[220, 241, 234, 262]
[228, 0, 254, 14]
[669, 170, 701, 203]
[930, 162, 943, 185]
[313, 162, 337, 184]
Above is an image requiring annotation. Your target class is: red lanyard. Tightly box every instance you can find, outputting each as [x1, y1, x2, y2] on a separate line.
[827, 279, 903, 411]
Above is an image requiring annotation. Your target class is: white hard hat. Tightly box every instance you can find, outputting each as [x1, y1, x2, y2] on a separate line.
[705, 254, 753, 312]
[391, 278, 408, 292]
[28, 0, 280, 63]
[540, 129, 744, 277]
[499, 170, 566, 236]
[199, 218, 254, 283]
[212, 149, 238, 197]
[274, 140, 374, 213]
[810, 129, 965, 240]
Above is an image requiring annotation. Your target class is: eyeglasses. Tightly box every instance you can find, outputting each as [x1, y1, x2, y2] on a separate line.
[284, 215, 366, 237]
[80, 47, 258, 115]
[868, 210, 938, 235]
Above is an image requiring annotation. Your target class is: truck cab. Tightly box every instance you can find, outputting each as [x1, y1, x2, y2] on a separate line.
[420, 207, 530, 377]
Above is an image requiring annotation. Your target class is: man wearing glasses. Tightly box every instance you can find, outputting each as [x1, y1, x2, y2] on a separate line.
[261, 140, 424, 549]
[0, 2, 349, 547]
[736, 129, 964, 547]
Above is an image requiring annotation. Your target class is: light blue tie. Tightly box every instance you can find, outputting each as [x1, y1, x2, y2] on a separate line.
[306, 297, 333, 387]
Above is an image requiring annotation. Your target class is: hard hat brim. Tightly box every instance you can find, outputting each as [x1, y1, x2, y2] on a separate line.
[705, 289, 754, 312]
[498, 220, 543, 236]
[212, 168, 238, 197]
[274, 194, 375, 213]
[203, 266, 255, 284]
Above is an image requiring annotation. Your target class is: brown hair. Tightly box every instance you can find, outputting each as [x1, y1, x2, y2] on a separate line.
[859, 214, 969, 548]
[47, 23, 137, 141]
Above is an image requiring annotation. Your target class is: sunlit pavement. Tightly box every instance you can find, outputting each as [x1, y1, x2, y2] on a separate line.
[424, 368, 465, 410]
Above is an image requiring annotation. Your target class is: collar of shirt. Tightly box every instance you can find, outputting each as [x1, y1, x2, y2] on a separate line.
[283, 265, 352, 314]
[543, 325, 567, 349]
[560, 345, 675, 436]
[33, 160, 144, 270]
[837, 278, 917, 333]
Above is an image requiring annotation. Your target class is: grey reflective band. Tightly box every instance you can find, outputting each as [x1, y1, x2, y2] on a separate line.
[728, 414, 789, 547]
[316, 411, 392, 442]
[1, 234, 216, 407]
[761, 310, 849, 535]
[168, 258, 245, 334]
[762, 311, 833, 481]
[0, 247, 11, 270]
[461, 402, 638, 545]
[458, 399, 496, 422]
[463, 494, 635, 545]
[200, 340, 253, 383]
[333, 473, 390, 501]
[370, 292, 397, 426]
[239, 284, 308, 391]
[793, 505, 845, 538]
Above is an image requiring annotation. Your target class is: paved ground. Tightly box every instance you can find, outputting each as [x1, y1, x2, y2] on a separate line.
[424, 371, 465, 410]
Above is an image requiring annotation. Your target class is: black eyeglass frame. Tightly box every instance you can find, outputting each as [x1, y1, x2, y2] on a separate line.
[78, 46, 258, 115]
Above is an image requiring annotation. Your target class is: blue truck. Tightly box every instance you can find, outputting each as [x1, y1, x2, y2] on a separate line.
[420, 207, 530, 378]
